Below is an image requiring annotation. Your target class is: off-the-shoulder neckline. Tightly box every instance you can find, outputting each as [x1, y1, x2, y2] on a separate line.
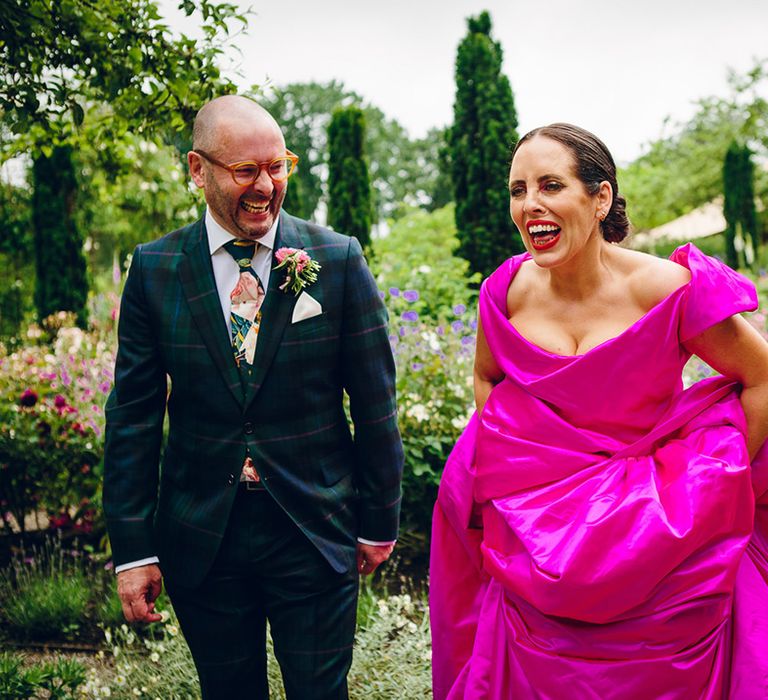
[502, 253, 691, 359]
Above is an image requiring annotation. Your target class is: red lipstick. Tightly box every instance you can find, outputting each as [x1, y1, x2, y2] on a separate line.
[526, 219, 561, 251]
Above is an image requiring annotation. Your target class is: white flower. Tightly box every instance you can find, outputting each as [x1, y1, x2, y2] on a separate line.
[150, 652, 160, 662]
[406, 404, 429, 422]
[159, 609, 171, 623]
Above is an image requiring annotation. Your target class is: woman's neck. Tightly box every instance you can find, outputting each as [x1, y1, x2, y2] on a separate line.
[544, 236, 616, 302]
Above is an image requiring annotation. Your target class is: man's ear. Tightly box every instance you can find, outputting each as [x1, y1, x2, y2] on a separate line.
[188, 152, 206, 189]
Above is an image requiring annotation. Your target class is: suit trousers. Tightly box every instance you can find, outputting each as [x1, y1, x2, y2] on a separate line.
[164, 487, 359, 700]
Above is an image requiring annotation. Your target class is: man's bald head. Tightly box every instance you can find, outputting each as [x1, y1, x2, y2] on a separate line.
[188, 95, 290, 240]
[192, 95, 284, 155]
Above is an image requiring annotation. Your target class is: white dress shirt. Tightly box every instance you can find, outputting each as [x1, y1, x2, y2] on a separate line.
[206, 208, 276, 327]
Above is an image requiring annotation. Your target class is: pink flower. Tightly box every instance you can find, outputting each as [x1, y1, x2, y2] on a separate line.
[19, 389, 38, 407]
[54, 394, 67, 409]
[273, 248, 321, 296]
[275, 247, 299, 264]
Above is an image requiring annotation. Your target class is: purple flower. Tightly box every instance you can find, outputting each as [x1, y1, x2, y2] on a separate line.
[401, 311, 418, 322]
[451, 320, 464, 333]
[436, 326, 445, 336]
[453, 304, 467, 315]
[411, 362, 424, 371]
[461, 336, 474, 346]
[19, 389, 38, 407]
[54, 394, 67, 409]
[61, 370, 72, 387]
[403, 290, 420, 302]
[470, 319, 478, 330]
[99, 381, 112, 394]
[378, 290, 386, 300]
[389, 287, 400, 297]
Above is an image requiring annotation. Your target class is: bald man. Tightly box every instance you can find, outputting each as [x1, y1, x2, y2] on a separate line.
[103, 95, 404, 699]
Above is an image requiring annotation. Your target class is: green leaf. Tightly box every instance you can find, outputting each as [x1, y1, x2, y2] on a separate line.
[71, 102, 84, 126]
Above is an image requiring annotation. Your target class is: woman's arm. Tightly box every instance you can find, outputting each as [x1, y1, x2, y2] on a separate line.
[474, 316, 504, 415]
[684, 314, 768, 459]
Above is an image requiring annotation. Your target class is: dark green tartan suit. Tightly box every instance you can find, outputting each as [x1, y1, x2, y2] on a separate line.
[104, 211, 403, 697]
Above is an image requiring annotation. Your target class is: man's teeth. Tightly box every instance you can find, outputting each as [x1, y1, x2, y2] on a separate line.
[528, 224, 560, 235]
[241, 201, 269, 214]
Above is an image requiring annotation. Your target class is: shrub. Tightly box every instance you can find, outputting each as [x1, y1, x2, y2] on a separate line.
[372, 204, 481, 322]
[0, 314, 113, 534]
[387, 290, 476, 535]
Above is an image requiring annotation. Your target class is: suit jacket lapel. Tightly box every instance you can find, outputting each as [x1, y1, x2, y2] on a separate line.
[243, 213, 307, 408]
[178, 218, 243, 407]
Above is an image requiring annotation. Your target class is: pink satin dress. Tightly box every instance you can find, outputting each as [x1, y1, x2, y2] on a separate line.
[430, 244, 768, 699]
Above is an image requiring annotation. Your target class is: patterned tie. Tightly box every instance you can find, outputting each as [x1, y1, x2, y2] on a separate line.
[223, 239, 265, 488]
[223, 239, 265, 369]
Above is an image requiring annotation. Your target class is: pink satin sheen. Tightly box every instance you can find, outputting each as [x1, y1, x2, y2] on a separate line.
[430, 244, 768, 699]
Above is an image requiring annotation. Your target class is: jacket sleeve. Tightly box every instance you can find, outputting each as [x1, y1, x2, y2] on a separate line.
[339, 236, 404, 542]
[103, 246, 167, 567]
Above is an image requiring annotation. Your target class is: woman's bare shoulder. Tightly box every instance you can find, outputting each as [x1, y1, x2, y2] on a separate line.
[506, 258, 540, 314]
[615, 247, 691, 310]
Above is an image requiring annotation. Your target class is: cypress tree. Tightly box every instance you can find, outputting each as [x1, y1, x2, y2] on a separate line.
[450, 11, 523, 278]
[327, 106, 372, 250]
[32, 145, 89, 325]
[723, 140, 759, 270]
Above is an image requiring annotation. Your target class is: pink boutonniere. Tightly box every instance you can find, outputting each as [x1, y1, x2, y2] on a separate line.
[273, 247, 321, 296]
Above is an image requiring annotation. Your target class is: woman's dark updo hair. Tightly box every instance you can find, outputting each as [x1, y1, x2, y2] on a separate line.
[511, 123, 631, 243]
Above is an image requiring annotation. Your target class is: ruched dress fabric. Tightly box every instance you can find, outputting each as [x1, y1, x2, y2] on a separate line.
[430, 244, 768, 700]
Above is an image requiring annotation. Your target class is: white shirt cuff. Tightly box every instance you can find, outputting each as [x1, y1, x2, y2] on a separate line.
[114, 556, 160, 574]
[357, 537, 396, 547]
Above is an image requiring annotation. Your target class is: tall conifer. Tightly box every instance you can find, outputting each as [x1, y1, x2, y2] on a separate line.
[32, 146, 89, 325]
[723, 140, 759, 269]
[327, 106, 372, 249]
[450, 11, 522, 278]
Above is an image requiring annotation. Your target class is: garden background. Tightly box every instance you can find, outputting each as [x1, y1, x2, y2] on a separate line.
[1, 1, 768, 697]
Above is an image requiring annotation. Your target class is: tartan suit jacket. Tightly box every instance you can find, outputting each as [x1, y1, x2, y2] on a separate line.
[103, 212, 403, 587]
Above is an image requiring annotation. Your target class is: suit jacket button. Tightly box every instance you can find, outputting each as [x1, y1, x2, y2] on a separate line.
[244, 422, 254, 434]
[227, 474, 236, 486]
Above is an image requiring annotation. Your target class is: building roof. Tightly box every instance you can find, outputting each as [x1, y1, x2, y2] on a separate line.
[632, 198, 725, 248]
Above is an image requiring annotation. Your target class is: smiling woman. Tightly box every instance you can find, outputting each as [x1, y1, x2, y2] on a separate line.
[430, 123, 768, 700]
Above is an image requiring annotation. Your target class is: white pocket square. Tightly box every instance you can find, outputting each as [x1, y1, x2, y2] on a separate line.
[292, 291, 323, 323]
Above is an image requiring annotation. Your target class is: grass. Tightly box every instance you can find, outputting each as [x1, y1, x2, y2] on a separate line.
[77, 583, 432, 699]
[1, 536, 433, 698]
[0, 536, 91, 641]
[0, 652, 87, 700]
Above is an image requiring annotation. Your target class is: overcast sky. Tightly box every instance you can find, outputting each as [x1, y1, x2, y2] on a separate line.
[143, 1, 768, 164]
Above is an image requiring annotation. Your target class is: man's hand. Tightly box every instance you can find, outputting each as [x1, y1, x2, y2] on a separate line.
[356, 542, 395, 576]
[117, 564, 163, 623]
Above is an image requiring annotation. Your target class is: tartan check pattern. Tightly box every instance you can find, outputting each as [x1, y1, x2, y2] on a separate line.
[103, 212, 404, 588]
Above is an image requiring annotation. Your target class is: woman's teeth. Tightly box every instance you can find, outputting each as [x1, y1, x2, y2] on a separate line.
[528, 224, 559, 234]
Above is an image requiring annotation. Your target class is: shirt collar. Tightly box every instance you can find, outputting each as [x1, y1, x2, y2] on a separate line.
[205, 207, 278, 256]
